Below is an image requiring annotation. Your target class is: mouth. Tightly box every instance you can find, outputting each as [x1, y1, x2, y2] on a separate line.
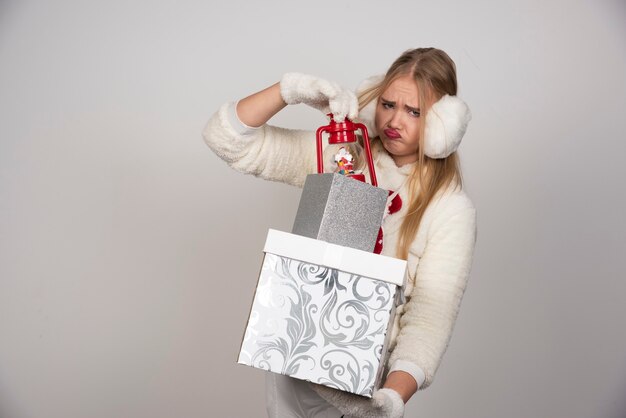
[383, 129, 401, 139]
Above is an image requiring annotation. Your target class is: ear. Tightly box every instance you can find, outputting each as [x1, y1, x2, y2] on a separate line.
[355, 74, 384, 137]
[423, 95, 472, 159]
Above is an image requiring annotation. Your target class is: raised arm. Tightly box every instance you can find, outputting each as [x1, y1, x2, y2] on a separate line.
[202, 73, 359, 188]
[237, 73, 360, 127]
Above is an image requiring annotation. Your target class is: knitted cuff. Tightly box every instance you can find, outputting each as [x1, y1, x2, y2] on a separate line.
[387, 360, 426, 389]
[227, 101, 262, 136]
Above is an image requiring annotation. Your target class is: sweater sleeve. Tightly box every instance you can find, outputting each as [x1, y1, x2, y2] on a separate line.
[202, 102, 318, 187]
[388, 204, 477, 390]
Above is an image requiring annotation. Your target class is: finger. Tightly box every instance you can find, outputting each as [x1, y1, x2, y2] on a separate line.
[348, 92, 359, 121]
[320, 104, 332, 117]
[332, 107, 346, 122]
[328, 92, 346, 122]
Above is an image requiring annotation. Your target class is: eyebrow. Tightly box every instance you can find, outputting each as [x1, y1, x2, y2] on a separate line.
[380, 97, 420, 112]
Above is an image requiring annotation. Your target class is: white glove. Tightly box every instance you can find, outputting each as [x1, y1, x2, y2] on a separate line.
[280, 72, 359, 122]
[310, 383, 404, 418]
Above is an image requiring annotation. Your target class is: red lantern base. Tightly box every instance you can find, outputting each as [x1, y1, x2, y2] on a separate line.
[348, 173, 366, 182]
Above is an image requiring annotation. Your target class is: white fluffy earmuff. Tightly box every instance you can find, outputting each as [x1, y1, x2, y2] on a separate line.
[355, 75, 472, 159]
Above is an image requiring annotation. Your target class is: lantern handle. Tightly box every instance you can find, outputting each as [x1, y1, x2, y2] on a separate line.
[315, 125, 328, 174]
[355, 122, 378, 187]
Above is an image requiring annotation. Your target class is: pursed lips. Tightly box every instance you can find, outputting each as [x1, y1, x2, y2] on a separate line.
[384, 128, 401, 139]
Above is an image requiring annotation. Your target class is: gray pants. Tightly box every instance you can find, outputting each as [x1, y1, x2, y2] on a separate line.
[265, 373, 347, 418]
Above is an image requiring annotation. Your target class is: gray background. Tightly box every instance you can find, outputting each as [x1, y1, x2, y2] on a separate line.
[1, 0, 625, 417]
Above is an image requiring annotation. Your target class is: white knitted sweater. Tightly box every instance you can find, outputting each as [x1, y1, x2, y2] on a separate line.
[203, 103, 477, 390]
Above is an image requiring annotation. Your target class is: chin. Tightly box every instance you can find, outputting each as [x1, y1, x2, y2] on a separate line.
[382, 141, 418, 163]
[381, 137, 402, 153]
[380, 138, 393, 153]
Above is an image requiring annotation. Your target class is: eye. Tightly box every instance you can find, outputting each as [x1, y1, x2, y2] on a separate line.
[380, 101, 394, 109]
[408, 109, 421, 117]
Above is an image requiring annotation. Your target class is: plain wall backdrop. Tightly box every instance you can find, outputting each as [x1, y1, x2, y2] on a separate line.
[1, 0, 625, 417]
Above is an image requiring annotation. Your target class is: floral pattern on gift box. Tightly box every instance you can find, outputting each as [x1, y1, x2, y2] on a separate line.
[238, 253, 397, 396]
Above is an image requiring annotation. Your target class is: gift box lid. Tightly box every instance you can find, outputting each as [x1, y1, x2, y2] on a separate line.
[263, 229, 407, 287]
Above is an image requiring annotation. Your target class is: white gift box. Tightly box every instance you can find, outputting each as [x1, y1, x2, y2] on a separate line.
[237, 229, 407, 397]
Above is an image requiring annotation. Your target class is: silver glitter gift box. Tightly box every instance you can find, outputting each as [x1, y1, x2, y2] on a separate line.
[237, 229, 407, 397]
[292, 173, 389, 253]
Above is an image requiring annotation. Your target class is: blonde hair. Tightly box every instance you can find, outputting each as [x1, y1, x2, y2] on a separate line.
[359, 48, 463, 260]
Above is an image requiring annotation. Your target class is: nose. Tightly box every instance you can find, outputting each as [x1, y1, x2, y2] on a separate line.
[388, 109, 402, 129]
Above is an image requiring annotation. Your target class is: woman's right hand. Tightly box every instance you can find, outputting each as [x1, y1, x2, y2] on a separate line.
[280, 72, 359, 122]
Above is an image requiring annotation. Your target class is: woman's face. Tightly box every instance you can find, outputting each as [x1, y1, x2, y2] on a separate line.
[374, 74, 424, 167]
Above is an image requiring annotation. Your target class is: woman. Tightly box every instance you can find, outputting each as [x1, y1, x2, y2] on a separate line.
[203, 48, 477, 418]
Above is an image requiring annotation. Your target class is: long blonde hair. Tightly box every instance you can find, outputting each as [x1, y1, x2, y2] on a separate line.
[359, 48, 463, 260]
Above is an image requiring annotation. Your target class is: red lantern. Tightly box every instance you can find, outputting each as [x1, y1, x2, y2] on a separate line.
[315, 115, 378, 186]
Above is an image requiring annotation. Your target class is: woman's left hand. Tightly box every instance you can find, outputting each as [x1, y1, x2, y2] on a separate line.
[309, 383, 404, 418]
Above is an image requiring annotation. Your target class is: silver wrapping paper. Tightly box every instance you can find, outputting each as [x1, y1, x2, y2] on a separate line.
[292, 174, 388, 252]
[237, 253, 400, 397]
